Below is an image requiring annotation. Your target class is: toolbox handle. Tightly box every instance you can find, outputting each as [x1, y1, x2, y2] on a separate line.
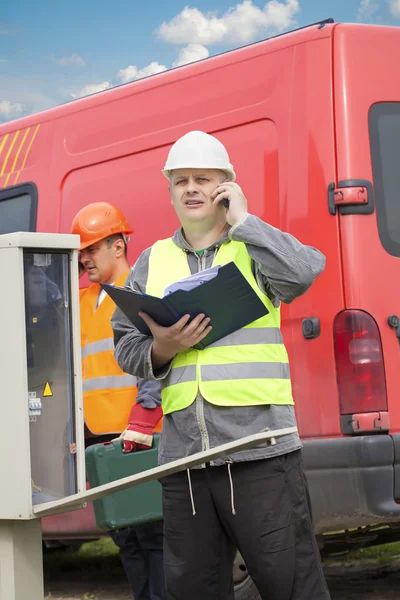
[101, 435, 160, 452]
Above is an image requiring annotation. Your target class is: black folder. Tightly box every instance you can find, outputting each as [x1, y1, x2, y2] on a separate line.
[103, 262, 268, 350]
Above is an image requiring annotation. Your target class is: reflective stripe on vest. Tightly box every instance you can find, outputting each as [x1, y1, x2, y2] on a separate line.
[80, 270, 138, 434]
[81, 337, 115, 358]
[146, 238, 294, 415]
[82, 374, 137, 392]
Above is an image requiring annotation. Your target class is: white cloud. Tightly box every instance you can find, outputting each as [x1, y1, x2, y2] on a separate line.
[117, 65, 138, 83]
[0, 74, 58, 121]
[135, 61, 168, 79]
[54, 53, 86, 67]
[0, 100, 24, 119]
[158, 7, 226, 46]
[70, 61, 167, 99]
[357, 0, 379, 19]
[117, 61, 167, 83]
[173, 44, 209, 67]
[157, 0, 300, 46]
[70, 81, 110, 99]
[389, 0, 400, 17]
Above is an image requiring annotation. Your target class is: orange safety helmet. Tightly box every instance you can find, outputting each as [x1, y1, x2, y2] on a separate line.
[71, 202, 134, 250]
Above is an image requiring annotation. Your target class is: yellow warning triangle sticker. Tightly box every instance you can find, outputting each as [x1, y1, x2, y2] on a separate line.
[43, 382, 53, 397]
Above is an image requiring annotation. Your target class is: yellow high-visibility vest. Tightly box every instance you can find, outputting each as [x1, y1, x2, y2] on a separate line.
[146, 238, 294, 415]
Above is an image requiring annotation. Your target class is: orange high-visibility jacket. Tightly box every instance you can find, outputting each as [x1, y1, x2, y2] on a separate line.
[80, 270, 138, 435]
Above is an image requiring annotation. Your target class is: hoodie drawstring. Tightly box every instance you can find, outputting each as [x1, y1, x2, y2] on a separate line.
[187, 464, 236, 517]
[187, 469, 196, 516]
[227, 463, 236, 516]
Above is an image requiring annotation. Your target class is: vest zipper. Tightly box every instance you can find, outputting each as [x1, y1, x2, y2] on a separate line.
[195, 250, 210, 458]
[195, 392, 210, 458]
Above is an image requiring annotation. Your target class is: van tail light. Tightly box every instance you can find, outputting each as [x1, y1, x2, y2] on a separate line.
[333, 310, 388, 419]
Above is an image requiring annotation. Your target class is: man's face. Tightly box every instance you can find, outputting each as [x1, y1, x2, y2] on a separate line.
[80, 238, 121, 284]
[169, 168, 227, 226]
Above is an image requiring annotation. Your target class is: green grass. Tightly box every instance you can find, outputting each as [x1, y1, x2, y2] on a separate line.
[43, 537, 122, 576]
[338, 541, 400, 562]
[44, 536, 400, 569]
[75, 537, 119, 558]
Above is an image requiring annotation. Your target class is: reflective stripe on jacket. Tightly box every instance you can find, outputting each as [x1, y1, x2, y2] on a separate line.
[80, 270, 137, 434]
[146, 238, 294, 415]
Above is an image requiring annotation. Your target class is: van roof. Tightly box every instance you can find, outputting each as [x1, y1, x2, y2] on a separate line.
[0, 18, 336, 133]
[0, 19, 394, 133]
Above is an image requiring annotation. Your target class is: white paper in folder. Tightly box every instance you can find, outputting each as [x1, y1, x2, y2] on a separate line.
[163, 265, 221, 296]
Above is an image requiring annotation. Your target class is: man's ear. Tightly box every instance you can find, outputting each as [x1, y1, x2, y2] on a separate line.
[114, 239, 125, 258]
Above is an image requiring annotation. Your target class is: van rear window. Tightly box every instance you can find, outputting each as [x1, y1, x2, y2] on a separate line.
[0, 183, 37, 234]
[369, 103, 400, 257]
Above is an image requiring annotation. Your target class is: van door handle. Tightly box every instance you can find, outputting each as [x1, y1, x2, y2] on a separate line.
[387, 315, 400, 339]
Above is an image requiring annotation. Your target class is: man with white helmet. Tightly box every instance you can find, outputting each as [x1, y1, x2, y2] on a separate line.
[111, 131, 330, 599]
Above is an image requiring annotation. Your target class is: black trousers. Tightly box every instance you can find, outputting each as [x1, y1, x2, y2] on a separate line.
[109, 521, 167, 600]
[160, 451, 331, 600]
[85, 435, 167, 599]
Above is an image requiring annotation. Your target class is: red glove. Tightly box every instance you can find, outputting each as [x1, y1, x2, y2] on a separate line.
[121, 403, 163, 453]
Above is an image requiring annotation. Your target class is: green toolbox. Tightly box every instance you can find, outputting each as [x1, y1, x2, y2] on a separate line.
[85, 435, 162, 531]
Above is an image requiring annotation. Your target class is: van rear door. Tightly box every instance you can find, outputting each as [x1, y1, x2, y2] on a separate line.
[333, 24, 400, 436]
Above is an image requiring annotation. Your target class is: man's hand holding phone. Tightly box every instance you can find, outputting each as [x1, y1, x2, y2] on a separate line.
[212, 181, 249, 226]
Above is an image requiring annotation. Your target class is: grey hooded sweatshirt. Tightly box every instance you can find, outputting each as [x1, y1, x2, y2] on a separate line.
[111, 214, 326, 467]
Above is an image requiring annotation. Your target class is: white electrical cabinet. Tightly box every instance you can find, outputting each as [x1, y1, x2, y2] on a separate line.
[0, 232, 85, 520]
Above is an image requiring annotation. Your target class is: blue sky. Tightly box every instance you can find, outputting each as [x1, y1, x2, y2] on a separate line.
[0, 0, 399, 122]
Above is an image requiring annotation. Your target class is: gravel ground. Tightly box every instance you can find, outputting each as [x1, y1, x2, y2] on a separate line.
[43, 556, 400, 600]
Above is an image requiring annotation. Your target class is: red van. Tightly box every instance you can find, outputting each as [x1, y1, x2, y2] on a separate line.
[1, 17, 400, 598]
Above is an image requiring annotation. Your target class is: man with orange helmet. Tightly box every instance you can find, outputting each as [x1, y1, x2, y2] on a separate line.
[71, 202, 166, 600]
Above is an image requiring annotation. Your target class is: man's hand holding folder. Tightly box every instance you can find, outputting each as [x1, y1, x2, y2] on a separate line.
[139, 312, 212, 370]
[102, 261, 269, 357]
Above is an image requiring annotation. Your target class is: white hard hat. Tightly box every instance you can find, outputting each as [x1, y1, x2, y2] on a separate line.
[162, 131, 236, 182]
